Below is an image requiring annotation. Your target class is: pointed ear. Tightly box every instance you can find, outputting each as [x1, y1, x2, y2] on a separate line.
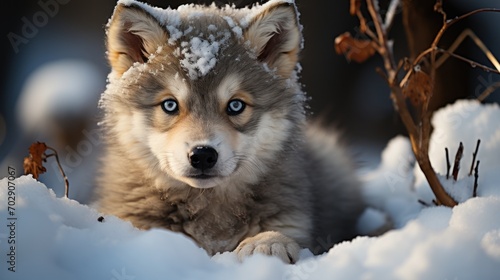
[244, 3, 301, 77]
[106, 4, 168, 75]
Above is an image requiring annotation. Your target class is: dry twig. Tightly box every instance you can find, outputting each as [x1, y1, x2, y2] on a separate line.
[452, 142, 464, 181]
[23, 142, 70, 198]
[335, 1, 500, 206]
[469, 139, 481, 176]
[473, 160, 480, 197]
[445, 147, 451, 179]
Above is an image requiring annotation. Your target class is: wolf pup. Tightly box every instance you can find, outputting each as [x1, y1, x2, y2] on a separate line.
[97, 0, 365, 263]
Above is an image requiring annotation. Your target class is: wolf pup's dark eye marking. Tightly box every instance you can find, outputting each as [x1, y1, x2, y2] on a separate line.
[227, 99, 246, 116]
[161, 99, 179, 114]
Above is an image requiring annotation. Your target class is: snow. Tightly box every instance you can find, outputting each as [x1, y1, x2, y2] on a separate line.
[356, 207, 388, 235]
[178, 34, 228, 80]
[223, 16, 243, 38]
[1, 100, 499, 279]
[361, 136, 422, 228]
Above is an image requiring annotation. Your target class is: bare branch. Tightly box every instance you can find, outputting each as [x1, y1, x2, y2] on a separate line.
[434, 0, 446, 23]
[445, 147, 451, 179]
[452, 142, 464, 181]
[431, 8, 500, 51]
[435, 29, 500, 71]
[399, 47, 436, 88]
[389, 86, 418, 137]
[436, 48, 500, 74]
[352, 1, 378, 41]
[469, 139, 481, 176]
[473, 160, 480, 197]
[46, 147, 70, 198]
[366, 0, 397, 80]
[400, 46, 500, 89]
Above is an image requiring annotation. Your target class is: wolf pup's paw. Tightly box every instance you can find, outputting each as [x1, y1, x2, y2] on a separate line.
[235, 231, 300, 264]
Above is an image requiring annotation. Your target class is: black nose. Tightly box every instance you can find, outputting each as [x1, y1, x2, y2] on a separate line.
[188, 146, 218, 170]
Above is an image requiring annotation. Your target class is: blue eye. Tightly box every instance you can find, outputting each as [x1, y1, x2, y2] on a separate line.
[161, 99, 179, 114]
[227, 100, 246, 116]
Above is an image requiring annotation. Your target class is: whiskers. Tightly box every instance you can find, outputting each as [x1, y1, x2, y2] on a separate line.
[160, 151, 187, 174]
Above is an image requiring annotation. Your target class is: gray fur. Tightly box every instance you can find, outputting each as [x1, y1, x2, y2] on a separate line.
[96, 0, 365, 258]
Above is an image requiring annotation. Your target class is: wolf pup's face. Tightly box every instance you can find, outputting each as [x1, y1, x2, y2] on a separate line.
[101, 0, 305, 189]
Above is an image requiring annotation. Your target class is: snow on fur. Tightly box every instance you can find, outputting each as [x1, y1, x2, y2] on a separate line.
[1, 100, 499, 279]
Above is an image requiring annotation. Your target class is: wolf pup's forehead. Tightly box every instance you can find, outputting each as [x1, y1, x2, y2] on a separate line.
[105, 0, 302, 80]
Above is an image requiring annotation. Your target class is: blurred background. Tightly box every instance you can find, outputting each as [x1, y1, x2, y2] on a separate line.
[1, 0, 499, 203]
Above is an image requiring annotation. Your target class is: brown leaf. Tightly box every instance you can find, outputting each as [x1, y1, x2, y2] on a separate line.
[350, 0, 361, 16]
[335, 32, 376, 63]
[23, 142, 48, 179]
[402, 66, 433, 106]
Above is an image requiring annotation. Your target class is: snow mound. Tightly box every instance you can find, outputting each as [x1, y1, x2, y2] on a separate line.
[1, 100, 500, 279]
[1, 176, 499, 279]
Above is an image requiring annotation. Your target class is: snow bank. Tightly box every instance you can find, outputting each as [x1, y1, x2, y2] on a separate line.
[1, 176, 499, 279]
[1, 99, 499, 279]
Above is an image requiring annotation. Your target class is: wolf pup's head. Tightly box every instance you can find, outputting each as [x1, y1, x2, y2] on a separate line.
[100, 0, 306, 189]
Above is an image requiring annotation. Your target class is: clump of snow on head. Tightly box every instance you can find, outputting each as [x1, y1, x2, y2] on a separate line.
[177, 32, 230, 80]
[223, 16, 243, 38]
